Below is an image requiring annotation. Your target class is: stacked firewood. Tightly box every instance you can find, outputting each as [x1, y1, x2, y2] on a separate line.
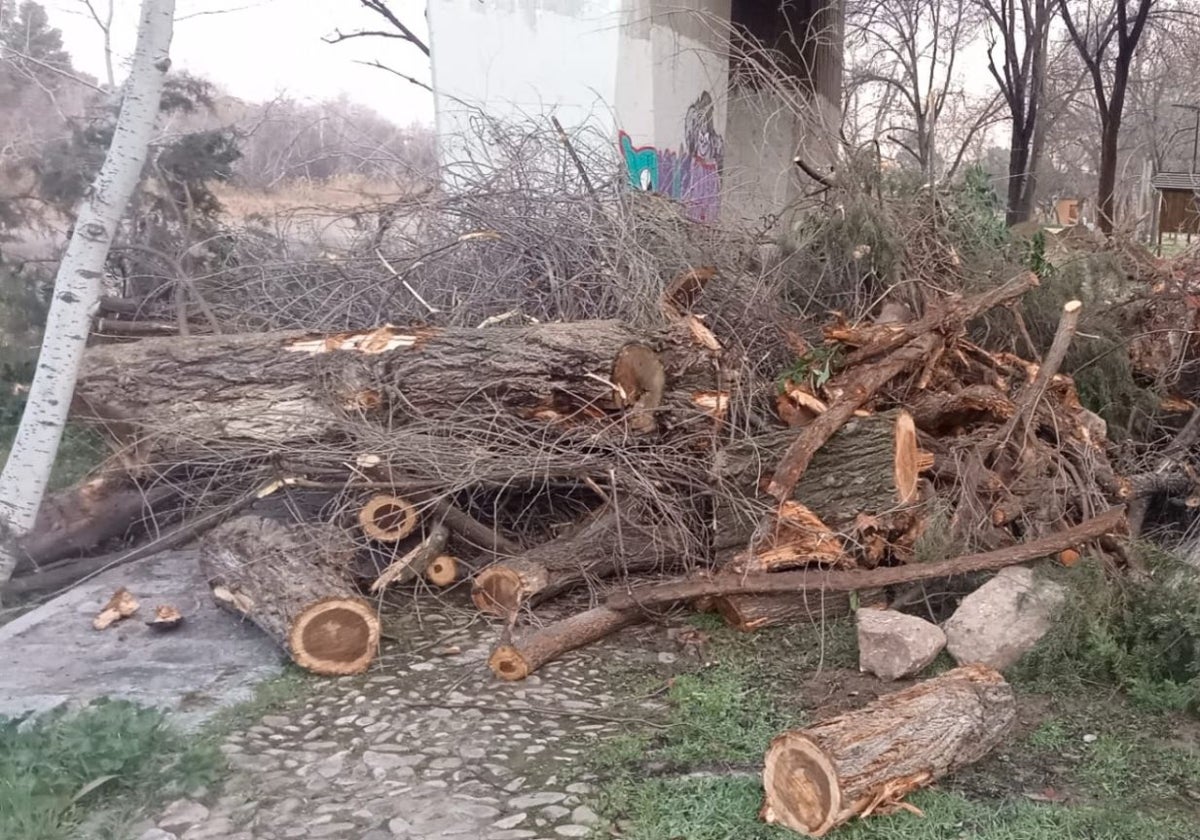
[9, 267, 1172, 682]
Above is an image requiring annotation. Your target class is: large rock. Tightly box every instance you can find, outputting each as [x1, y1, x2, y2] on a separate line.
[943, 566, 1067, 670]
[856, 608, 946, 681]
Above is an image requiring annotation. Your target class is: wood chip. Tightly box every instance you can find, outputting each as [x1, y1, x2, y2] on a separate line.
[93, 587, 139, 630]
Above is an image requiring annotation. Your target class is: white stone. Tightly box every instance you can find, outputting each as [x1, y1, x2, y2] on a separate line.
[510, 791, 566, 809]
[139, 830, 178, 840]
[492, 813, 528, 829]
[856, 609, 946, 681]
[943, 566, 1067, 670]
[572, 805, 600, 826]
[158, 800, 209, 833]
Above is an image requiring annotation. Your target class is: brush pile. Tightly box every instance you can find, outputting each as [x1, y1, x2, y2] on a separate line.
[5, 137, 1198, 680]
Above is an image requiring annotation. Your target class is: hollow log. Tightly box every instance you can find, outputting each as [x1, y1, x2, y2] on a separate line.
[74, 320, 726, 459]
[471, 508, 672, 616]
[358, 494, 418, 542]
[761, 664, 1015, 836]
[489, 606, 643, 681]
[199, 515, 380, 675]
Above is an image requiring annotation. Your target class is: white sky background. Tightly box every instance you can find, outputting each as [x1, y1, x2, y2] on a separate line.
[41, 0, 436, 125]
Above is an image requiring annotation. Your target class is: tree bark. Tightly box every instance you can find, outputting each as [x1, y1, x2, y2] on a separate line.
[489, 605, 644, 681]
[0, 0, 176, 584]
[713, 590, 855, 633]
[761, 664, 1015, 837]
[199, 515, 380, 675]
[73, 320, 724, 460]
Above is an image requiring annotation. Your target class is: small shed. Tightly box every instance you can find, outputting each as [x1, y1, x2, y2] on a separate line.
[1152, 171, 1200, 244]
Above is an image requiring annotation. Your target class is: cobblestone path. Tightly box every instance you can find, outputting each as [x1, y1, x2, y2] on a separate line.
[138, 604, 674, 840]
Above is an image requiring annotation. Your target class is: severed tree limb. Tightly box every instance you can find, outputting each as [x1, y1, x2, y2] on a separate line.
[993, 299, 1082, 451]
[608, 506, 1125, 611]
[370, 523, 449, 592]
[841, 272, 1039, 369]
[489, 605, 645, 681]
[430, 498, 522, 557]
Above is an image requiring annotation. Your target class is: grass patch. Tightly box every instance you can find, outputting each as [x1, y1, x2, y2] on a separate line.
[588, 604, 1200, 839]
[0, 699, 222, 840]
[597, 777, 1198, 840]
[0, 668, 315, 840]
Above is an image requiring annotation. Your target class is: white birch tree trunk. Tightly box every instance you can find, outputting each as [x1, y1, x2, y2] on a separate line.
[0, 0, 176, 584]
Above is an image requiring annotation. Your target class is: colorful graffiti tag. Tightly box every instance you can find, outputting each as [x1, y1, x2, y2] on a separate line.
[618, 92, 723, 222]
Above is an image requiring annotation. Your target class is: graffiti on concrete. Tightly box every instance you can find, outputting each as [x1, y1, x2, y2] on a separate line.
[618, 92, 723, 222]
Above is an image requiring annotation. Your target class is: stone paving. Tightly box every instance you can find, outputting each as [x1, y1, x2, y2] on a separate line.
[135, 604, 676, 840]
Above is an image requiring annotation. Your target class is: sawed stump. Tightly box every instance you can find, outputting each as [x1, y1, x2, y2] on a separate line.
[761, 664, 1015, 836]
[200, 515, 380, 675]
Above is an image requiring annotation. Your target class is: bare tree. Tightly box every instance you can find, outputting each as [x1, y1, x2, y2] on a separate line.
[979, 0, 1055, 224]
[1058, 0, 1156, 234]
[0, 0, 175, 584]
[80, 0, 115, 89]
[326, 0, 430, 91]
[846, 0, 1004, 181]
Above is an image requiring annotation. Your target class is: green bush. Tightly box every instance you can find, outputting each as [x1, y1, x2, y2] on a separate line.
[1013, 547, 1200, 712]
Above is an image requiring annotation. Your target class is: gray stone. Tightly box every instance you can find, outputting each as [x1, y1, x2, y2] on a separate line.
[0, 550, 282, 728]
[492, 813, 528, 830]
[856, 608, 946, 680]
[554, 826, 590, 838]
[139, 830, 178, 840]
[541, 805, 570, 820]
[510, 791, 566, 809]
[943, 566, 1067, 670]
[181, 818, 237, 840]
[572, 805, 600, 826]
[158, 800, 210, 833]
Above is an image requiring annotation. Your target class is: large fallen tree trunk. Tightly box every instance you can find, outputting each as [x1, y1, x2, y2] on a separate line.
[74, 320, 726, 459]
[199, 515, 380, 675]
[761, 664, 1015, 836]
[471, 508, 673, 617]
[608, 505, 1125, 610]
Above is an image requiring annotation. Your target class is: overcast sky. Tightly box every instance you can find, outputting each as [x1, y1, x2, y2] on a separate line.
[41, 0, 436, 124]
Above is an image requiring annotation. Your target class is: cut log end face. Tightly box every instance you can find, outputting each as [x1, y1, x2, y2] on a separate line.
[488, 645, 531, 681]
[358, 495, 418, 542]
[426, 555, 459, 587]
[471, 566, 525, 616]
[761, 733, 841, 837]
[288, 599, 380, 676]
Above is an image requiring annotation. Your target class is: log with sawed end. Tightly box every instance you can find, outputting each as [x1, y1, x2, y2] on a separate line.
[489, 606, 644, 681]
[200, 515, 380, 675]
[761, 664, 1015, 837]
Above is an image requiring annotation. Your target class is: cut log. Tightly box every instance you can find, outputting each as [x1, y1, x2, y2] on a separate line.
[426, 554, 459, 586]
[358, 494, 418, 542]
[608, 506, 1126, 610]
[713, 410, 920, 569]
[893, 411, 920, 505]
[761, 664, 1015, 836]
[471, 508, 671, 617]
[200, 515, 380, 675]
[489, 606, 643, 681]
[74, 320, 726, 459]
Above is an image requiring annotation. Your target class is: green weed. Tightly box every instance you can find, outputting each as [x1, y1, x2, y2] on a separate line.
[0, 699, 222, 840]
